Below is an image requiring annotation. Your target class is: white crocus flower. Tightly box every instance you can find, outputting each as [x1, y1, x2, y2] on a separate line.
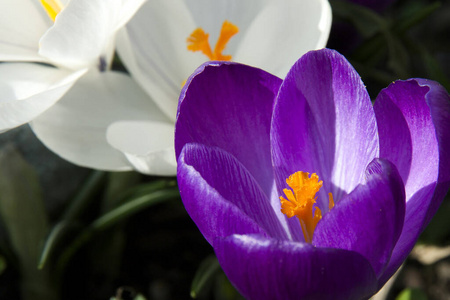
[106, 0, 332, 175]
[3, 0, 331, 176]
[0, 0, 157, 172]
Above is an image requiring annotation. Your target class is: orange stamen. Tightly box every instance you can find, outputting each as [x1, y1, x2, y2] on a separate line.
[280, 172, 334, 243]
[186, 28, 214, 59]
[186, 20, 239, 61]
[328, 192, 334, 211]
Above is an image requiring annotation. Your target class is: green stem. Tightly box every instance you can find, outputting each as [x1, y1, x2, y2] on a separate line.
[38, 171, 107, 269]
[62, 171, 108, 221]
[38, 222, 70, 269]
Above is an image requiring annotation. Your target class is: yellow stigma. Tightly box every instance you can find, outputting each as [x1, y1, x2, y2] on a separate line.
[40, 0, 63, 22]
[280, 172, 334, 243]
[187, 20, 239, 61]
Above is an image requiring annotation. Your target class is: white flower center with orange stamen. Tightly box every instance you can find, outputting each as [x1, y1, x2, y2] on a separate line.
[186, 20, 239, 61]
[280, 171, 334, 243]
[40, 0, 63, 22]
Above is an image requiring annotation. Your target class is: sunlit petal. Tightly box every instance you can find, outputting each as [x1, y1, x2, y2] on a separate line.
[0, 63, 86, 132]
[31, 70, 159, 171]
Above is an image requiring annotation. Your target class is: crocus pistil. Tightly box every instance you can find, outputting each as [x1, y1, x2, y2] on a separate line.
[280, 172, 334, 243]
[40, 0, 63, 22]
[187, 20, 239, 61]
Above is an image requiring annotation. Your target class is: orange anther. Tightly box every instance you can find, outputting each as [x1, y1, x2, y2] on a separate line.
[186, 28, 214, 59]
[187, 20, 239, 61]
[280, 172, 334, 243]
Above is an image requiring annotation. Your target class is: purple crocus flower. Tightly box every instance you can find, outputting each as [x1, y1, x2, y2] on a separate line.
[175, 48, 450, 299]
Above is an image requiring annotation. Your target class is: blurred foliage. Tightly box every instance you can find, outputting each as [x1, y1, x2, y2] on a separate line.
[396, 288, 428, 300]
[0, 145, 54, 300]
[420, 193, 450, 245]
[0, 145, 183, 300]
[329, 0, 450, 97]
[109, 286, 148, 300]
[190, 255, 244, 300]
[0, 255, 6, 276]
[191, 255, 221, 299]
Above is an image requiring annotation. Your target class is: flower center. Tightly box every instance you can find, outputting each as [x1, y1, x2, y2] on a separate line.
[280, 172, 334, 243]
[186, 20, 239, 61]
[40, 0, 63, 22]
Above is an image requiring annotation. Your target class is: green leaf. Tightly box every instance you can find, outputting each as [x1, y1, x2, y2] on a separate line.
[0, 145, 55, 300]
[0, 254, 6, 275]
[213, 271, 245, 300]
[349, 60, 396, 87]
[384, 30, 410, 78]
[330, 0, 386, 38]
[55, 187, 180, 275]
[61, 170, 108, 221]
[396, 288, 428, 300]
[394, 2, 441, 35]
[38, 170, 107, 270]
[87, 187, 179, 231]
[191, 255, 221, 299]
[107, 179, 177, 210]
[37, 221, 71, 269]
[0, 145, 48, 267]
[419, 192, 450, 244]
[351, 1, 441, 71]
[101, 171, 142, 212]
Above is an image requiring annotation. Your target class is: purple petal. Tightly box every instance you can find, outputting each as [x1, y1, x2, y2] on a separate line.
[313, 159, 405, 278]
[215, 234, 378, 300]
[177, 143, 288, 244]
[271, 49, 378, 239]
[175, 61, 282, 198]
[415, 79, 450, 223]
[375, 80, 439, 204]
[374, 79, 450, 286]
[271, 48, 378, 203]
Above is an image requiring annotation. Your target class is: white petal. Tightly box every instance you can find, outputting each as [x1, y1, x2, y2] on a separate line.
[0, 63, 86, 132]
[117, 0, 331, 120]
[0, 0, 50, 61]
[39, 0, 146, 70]
[234, 0, 332, 77]
[30, 70, 171, 172]
[116, 0, 271, 121]
[116, 0, 200, 121]
[115, 0, 148, 30]
[107, 121, 176, 176]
